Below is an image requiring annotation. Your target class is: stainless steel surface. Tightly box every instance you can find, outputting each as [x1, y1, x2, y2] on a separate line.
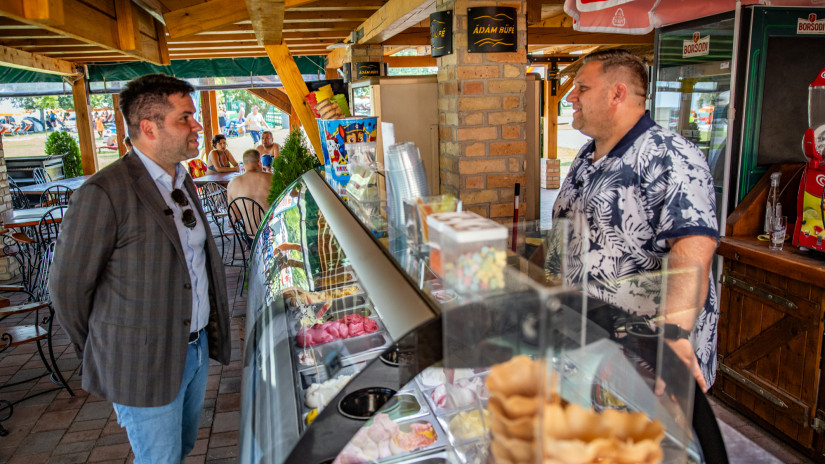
[304, 170, 437, 340]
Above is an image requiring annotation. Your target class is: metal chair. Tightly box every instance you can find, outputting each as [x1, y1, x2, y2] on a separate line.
[32, 167, 51, 185]
[39, 185, 73, 207]
[198, 182, 230, 260]
[8, 178, 30, 210]
[227, 197, 264, 294]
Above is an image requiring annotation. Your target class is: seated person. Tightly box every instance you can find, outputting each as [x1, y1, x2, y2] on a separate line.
[227, 149, 274, 238]
[207, 134, 240, 173]
[256, 130, 280, 173]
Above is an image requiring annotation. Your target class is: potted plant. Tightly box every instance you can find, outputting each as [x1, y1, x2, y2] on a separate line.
[267, 129, 321, 204]
[45, 131, 83, 178]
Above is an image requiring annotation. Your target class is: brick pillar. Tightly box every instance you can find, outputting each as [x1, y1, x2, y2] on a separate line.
[437, 0, 527, 221]
[346, 44, 385, 79]
[0, 134, 20, 281]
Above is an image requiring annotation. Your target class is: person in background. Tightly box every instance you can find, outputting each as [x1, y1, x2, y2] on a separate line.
[227, 148, 273, 211]
[207, 133, 239, 173]
[123, 136, 132, 151]
[243, 105, 268, 145]
[49, 73, 231, 463]
[552, 49, 719, 392]
[217, 105, 227, 135]
[256, 130, 280, 172]
[94, 113, 105, 138]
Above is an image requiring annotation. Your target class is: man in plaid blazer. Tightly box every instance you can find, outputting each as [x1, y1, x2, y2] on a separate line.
[50, 74, 231, 463]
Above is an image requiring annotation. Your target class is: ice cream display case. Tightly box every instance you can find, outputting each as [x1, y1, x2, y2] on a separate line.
[240, 169, 727, 463]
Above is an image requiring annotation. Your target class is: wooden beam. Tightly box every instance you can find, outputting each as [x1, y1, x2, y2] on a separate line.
[0, 44, 77, 75]
[21, 0, 65, 25]
[133, 0, 165, 24]
[290, 0, 384, 9]
[114, 0, 141, 52]
[380, 27, 428, 46]
[265, 42, 322, 162]
[289, 105, 299, 131]
[247, 0, 285, 45]
[112, 94, 127, 157]
[385, 55, 435, 67]
[528, 27, 655, 46]
[163, 0, 250, 39]
[325, 46, 347, 70]
[0, 0, 166, 64]
[70, 70, 98, 175]
[527, 0, 542, 24]
[284, 10, 371, 22]
[248, 87, 292, 114]
[357, 0, 435, 45]
[200, 90, 216, 158]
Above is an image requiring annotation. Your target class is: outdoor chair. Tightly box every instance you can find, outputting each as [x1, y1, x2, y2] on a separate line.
[227, 197, 264, 294]
[32, 167, 51, 185]
[198, 182, 230, 259]
[39, 185, 73, 207]
[8, 178, 30, 210]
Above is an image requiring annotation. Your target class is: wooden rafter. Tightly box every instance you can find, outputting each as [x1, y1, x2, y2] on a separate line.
[247, 0, 285, 45]
[528, 27, 654, 46]
[380, 27, 428, 46]
[0, 0, 167, 64]
[0, 44, 77, 75]
[164, 0, 251, 39]
[356, 0, 434, 44]
[385, 55, 434, 67]
[248, 87, 292, 115]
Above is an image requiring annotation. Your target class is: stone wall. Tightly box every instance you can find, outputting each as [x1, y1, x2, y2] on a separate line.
[0, 134, 20, 280]
[437, 0, 527, 221]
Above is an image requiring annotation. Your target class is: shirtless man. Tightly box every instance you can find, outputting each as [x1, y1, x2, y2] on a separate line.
[227, 149, 273, 210]
[256, 130, 280, 173]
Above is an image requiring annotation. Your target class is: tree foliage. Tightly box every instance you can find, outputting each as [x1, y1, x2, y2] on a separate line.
[17, 94, 112, 111]
[45, 131, 83, 178]
[267, 129, 321, 204]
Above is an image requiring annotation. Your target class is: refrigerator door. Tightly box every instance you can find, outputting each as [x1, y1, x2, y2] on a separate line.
[652, 12, 736, 231]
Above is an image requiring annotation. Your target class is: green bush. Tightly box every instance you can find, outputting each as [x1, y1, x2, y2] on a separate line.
[267, 129, 321, 204]
[45, 131, 83, 178]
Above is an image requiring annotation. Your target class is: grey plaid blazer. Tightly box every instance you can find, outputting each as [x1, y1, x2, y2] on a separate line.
[50, 151, 231, 407]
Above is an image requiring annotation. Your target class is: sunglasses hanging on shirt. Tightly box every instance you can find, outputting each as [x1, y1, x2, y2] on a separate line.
[170, 189, 197, 229]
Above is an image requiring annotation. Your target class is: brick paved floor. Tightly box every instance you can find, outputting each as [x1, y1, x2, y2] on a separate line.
[0, 247, 248, 463]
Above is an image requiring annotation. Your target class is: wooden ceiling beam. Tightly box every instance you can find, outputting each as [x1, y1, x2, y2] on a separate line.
[290, 0, 384, 10]
[356, 0, 435, 45]
[0, 0, 167, 64]
[247, 0, 285, 45]
[132, 0, 166, 24]
[385, 55, 434, 67]
[248, 87, 292, 114]
[284, 11, 371, 22]
[164, 0, 251, 39]
[325, 46, 346, 69]
[380, 27, 428, 46]
[2, 38, 88, 47]
[528, 27, 654, 46]
[0, 44, 78, 75]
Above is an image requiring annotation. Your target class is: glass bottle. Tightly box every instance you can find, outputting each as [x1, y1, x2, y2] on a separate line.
[764, 172, 782, 235]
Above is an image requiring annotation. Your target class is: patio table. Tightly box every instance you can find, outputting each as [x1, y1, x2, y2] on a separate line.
[194, 172, 239, 187]
[3, 206, 64, 229]
[20, 175, 91, 196]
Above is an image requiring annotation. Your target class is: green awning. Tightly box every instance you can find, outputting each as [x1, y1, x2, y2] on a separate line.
[0, 56, 326, 84]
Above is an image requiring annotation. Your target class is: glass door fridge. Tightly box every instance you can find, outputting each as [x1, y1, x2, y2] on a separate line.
[651, 12, 736, 232]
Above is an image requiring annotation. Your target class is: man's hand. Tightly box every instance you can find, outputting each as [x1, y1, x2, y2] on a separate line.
[663, 338, 708, 393]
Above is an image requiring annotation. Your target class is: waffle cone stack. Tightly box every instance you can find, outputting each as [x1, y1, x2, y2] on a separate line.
[486, 355, 665, 464]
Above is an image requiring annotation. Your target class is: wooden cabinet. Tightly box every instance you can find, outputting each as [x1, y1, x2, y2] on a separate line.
[716, 163, 825, 461]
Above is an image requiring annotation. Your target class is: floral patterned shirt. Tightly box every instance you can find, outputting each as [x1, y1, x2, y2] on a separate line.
[552, 113, 719, 386]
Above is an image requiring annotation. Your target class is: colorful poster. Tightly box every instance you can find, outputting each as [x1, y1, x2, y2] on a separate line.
[317, 117, 378, 196]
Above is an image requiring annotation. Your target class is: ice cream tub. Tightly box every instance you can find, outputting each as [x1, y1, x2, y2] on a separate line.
[417, 371, 490, 415]
[334, 413, 447, 464]
[374, 386, 429, 422]
[285, 283, 366, 308]
[294, 312, 386, 349]
[437, 409, 491, 445]
[313, 271, 358, 291]
[299, 361, 366, 391]
[291, 304, 378, 336]
[295, 331, 393, 369]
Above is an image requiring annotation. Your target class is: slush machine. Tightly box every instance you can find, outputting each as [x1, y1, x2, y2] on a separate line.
[793, 68, 825, 250]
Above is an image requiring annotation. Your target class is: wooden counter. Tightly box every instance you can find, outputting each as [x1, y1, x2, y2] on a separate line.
[715, 164, 825, 462]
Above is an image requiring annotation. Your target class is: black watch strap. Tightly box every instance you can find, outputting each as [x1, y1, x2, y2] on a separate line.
[664, 323, 691, 340]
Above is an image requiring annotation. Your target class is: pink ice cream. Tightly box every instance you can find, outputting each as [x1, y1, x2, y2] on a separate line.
[296, 314, 379, 347]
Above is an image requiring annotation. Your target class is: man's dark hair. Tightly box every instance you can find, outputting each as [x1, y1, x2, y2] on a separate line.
[212, 133, 226, 147]
[118, 74, 194, 140]
[583, 49, 649, 98]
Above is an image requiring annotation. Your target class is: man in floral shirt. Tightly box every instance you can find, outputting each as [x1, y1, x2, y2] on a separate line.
[553, 50, 719, 391]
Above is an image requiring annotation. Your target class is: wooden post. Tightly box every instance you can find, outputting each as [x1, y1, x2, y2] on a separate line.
[71, 69, 98, 175]
[112, 94, 127, 157]
[289, 106, 299, 132]
[200, 90, 216, 159]
[543, 76, 574, 160]
[265, 41, 323, 162]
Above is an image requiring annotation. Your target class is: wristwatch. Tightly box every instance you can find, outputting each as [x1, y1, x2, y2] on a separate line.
[664, 323, 691, 340]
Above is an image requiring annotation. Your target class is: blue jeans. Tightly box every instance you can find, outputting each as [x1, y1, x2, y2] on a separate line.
[113, 332, 209, 464]
[249, 130, 261, 144]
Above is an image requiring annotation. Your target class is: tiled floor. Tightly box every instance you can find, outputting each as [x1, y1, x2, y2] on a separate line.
[0, 197, 818, 463]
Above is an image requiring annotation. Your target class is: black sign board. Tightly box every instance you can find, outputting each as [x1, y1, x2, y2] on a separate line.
[430, 10, 453, 57]
[354, 61, 381, 79]
[468, 6, 517, 53]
